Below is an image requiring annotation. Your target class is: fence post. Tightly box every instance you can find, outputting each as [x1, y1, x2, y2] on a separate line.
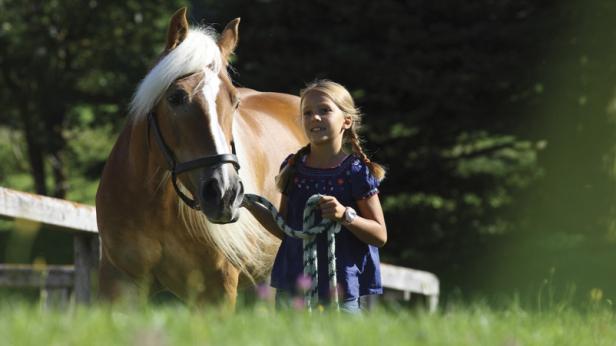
[74, 234, 100, 304]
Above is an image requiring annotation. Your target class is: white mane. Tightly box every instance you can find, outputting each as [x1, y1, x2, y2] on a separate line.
[129, 27, 223, 119]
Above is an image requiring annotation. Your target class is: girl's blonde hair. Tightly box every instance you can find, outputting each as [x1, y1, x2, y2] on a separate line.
[276, 79, 386, 193]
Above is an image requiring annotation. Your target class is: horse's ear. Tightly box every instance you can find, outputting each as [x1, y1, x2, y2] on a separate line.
[219, 18, 240, 60]
[165, 7, 189, 51]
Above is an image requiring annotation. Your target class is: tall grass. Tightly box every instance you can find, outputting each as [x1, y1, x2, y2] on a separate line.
[0, 298, 614, 346]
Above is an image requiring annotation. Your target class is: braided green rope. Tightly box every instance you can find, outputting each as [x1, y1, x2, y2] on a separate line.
[244, 193, 342, 312]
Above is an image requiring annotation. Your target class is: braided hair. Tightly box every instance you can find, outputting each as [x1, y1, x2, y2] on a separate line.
[275, 144, 311, 194]
[275, 80, 386, 193]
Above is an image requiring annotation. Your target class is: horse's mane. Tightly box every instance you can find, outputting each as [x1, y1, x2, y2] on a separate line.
[177, 202, 277, 282]
[129, 27, 223, 120]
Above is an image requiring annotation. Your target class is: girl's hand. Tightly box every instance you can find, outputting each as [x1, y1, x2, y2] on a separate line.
[318, 195, 346, 222]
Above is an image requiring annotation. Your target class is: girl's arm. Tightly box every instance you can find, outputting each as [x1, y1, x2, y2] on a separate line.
[242, 195, 287, 240]
[319, 194, 387, 247]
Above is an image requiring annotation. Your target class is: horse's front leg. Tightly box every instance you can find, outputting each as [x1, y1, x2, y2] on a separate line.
[185, 261, 240, 309]
[99, 252, 158, 303]
[98, 238, 162, 304]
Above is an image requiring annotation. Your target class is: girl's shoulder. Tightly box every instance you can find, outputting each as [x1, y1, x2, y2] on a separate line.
[347, 153, 379, 178]
[348, 154, 381, 199]
[348, 154, 367, 172]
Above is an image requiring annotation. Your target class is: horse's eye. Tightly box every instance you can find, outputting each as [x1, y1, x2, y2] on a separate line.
[167, 90, 189, 106]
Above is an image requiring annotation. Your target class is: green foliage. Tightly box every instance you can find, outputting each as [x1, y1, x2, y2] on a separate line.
[0, 1, 186, 265]
[0, 301, 615, 345]
[0, 0, 185, 196]
[0, 127, 28, 179]
[66, 124, 115, 177]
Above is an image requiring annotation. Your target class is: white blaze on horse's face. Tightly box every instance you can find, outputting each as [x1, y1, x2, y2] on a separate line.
[196, 70, 244, 223]
[202, 71, 230, 181]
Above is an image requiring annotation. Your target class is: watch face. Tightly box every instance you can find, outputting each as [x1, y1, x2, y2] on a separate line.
[345, 207, 357, 223]
[349, 209, 357, 218]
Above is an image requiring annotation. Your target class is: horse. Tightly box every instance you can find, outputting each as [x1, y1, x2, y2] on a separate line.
[96, 8, 306, 307]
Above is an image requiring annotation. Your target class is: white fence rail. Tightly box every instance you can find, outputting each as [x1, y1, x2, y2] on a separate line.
[0, 186, 97, 233]
[0, 186, 439, 310]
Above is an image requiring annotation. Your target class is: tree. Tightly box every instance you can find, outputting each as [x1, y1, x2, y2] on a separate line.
[0, 1, 183, 197]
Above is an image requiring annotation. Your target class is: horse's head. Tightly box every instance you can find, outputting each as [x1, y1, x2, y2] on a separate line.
[130, 8, 244, 224]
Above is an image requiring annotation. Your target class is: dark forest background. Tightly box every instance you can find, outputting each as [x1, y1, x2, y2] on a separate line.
[1, 0, 615, 306]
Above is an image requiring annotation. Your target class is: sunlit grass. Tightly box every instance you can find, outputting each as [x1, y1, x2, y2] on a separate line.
[0, 299, 614, 346]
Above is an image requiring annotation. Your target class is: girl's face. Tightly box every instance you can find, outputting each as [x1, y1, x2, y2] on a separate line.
[301, 90, 352, 147]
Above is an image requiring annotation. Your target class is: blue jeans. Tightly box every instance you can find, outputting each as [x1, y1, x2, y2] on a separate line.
[340, 296, 361, 314]
[275, 290, 362, 314]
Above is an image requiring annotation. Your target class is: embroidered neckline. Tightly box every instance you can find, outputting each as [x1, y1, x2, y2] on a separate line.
[297, 154, 355, 175]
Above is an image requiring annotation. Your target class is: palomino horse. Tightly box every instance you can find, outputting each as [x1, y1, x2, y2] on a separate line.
[96, 8, 305, 306]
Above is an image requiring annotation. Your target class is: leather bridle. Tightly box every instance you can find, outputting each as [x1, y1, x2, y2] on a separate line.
[147, 111, 240, 210]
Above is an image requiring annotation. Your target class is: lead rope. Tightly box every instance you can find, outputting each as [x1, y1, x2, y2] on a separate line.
[243, 193, 341, 312]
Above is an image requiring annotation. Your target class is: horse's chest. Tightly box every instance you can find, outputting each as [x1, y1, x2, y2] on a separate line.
[157, 229, 221, 269]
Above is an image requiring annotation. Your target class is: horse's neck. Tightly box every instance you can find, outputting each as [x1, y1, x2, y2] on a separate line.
[118, 117, 177, 206]
[233, 91, 305, 201]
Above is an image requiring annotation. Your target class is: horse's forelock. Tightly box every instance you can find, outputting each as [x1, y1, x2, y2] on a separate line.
[129, 27, 223, 120]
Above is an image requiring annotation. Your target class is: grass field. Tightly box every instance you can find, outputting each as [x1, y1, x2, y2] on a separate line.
[1, 298, 615, 346]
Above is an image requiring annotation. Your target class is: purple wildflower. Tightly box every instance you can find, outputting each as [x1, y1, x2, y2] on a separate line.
[292, 297, 305, 310]
[256, 283, 273, 301]
[296, 274, 312, 291]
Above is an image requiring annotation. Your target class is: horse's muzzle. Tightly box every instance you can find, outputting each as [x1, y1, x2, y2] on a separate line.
[199, 173, 244, 224]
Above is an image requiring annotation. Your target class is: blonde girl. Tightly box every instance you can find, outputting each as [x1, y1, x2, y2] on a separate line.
[246, 80, 387, 313]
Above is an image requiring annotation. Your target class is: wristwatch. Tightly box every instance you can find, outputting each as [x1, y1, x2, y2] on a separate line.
[342, 207, 357, 225]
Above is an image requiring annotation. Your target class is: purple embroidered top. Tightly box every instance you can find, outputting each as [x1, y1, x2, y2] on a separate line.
[270, 154, 383, 301]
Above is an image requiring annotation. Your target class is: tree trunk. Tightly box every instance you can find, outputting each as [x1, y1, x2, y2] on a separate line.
[50, 151, 67, 199]
[21, 104, 47, 196]
[45, 105, 68, 199]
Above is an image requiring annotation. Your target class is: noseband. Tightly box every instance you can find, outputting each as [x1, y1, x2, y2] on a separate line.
[147, 111, 240, 210]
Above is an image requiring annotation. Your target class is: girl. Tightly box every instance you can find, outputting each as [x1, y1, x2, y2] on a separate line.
[245, 80, 387, 313]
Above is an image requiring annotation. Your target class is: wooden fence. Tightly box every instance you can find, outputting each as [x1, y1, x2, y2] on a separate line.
[0, 186, 99, 305]
[0, 186, 439, 310]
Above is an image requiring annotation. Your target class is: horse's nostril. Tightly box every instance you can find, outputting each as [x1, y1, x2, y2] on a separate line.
[235, 182, 245, 205]
[202, 179, 221, 201]
[238, 181, 245, 197]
